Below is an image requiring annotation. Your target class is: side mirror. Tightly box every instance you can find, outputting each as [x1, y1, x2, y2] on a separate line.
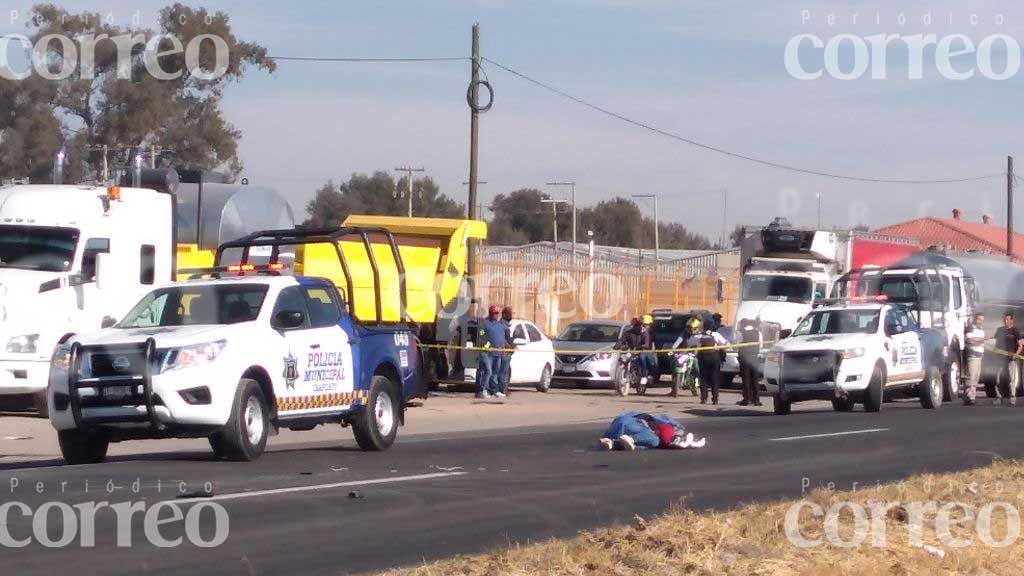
[100, 316, 117, 329]
[779, 329, 792, 339]
[273, 310, 305, 330]
[512, 337, 528, 346]
[95, 252, 114, 290]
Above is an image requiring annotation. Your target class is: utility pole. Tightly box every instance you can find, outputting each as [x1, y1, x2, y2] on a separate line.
[632, 194, 659, 262]
[541, 198, 567, 246]
[547, 182, 576, 254]
[721, 189, 728, 249]
[102, 145, 109, 182]
[816, 192, 822, 229]
[467, 23, 482, 295]
[1008, 155, 1015, 260]
[394, 166, 426, 217]
[463, 180, 488, 221]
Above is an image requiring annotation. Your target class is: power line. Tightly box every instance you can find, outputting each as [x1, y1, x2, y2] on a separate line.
[481, 56, 1004, 185]
[268, 56, 468, 63]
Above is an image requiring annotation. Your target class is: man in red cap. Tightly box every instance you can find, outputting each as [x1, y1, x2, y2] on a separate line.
[475, 304, 507, 398]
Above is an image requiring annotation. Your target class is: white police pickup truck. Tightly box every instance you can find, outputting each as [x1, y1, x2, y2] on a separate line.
[48, 227, 425, 464]
[762, 300, 947, 415]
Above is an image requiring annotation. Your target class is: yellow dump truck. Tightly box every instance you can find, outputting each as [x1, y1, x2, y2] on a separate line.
[213, 215, 487, 385]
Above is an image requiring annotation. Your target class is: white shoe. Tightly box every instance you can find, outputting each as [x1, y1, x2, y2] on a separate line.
[640, 377, 649, 385]
[477, 391, 491, 399]
[493, 392, 506, 398]
[682, 433, 707, 448]
[599, 438, 614, 451]
[616, 435, 636, 451]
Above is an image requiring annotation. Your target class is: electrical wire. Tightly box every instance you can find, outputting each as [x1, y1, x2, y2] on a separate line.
[481, 57, 1005, 185]
[268, 56, 469, 62]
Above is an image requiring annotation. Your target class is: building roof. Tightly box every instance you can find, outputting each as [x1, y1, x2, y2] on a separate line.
[876, 216, 1024, 263]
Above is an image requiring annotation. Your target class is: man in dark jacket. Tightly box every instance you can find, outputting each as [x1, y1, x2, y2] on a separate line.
[993, 312, 1022, 406]
[736, 317, 763, 407]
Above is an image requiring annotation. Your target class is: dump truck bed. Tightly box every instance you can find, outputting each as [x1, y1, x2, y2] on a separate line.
[293, 216, 487, 324]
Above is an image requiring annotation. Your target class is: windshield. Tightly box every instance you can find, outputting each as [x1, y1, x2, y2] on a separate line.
[793, 309, 880, 336]
[876, 274, 948, 312]
[0, 225, 79, 272]
[119, 284, 270, 328]
[742, 275, 813, 304]
[558, 323, 622, 342]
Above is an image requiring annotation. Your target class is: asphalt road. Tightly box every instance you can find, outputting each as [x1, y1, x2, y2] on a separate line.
[1, 400, 1023, 575]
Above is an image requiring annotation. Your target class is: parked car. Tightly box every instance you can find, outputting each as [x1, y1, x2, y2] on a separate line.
[552, 321, 631, 389]
[462, 319, 555, 392]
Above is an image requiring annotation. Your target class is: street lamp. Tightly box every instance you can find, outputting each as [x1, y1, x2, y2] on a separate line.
[540, 197, 568, 246]
[632, 194, 659, 262]
[815, 192, 822, 228]
[547, 182, 577, 254]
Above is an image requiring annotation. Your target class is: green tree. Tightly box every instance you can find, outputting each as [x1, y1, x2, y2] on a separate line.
[304, 172, 465, 227]
[0, 76, 61, 181]
[489, 189, 561, 244]
[0, 3, 274, 182]
[728, 225, 748, 248]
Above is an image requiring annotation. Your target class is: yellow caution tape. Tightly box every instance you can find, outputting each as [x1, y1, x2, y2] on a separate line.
[416, 339, 777, 355]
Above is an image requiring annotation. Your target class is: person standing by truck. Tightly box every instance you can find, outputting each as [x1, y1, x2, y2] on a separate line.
[688, 318, 728, 405]
[496, 306, 515, 395]
[736, 317, 763, 407]
[964, 313, 986, 406]
[993, 312, 1022, 406]
[476, 305, 507, 399]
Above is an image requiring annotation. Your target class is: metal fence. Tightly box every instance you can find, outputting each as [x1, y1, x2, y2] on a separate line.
[474, 245, 740, 335]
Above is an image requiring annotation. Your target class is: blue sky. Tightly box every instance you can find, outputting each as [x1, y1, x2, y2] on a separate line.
[3, 0, 1024, 241]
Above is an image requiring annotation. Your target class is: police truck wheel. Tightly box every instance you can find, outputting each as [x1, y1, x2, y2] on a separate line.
[221, 379, 269, 462]
[772, 394, 792, 415]
[535, 365, 552, 393]
[353, 375, 400, 451]
[32, 389, 48, 418]
[864, 367, 884, 413]
[208, 433, 226, 459]
[58, 430, 109, 465]
[831, 398, 855, 412]
[919, 366, 943, 410]
[943, 359, 960, 402]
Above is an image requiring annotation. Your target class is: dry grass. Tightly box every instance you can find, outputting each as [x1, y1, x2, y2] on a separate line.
[384, 460, 1024, 576]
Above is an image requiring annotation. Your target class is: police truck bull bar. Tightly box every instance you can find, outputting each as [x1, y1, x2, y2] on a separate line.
[66, 338, 161, 430]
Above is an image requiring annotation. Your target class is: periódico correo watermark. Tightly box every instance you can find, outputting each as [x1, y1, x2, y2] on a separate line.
[0, 31, 229, 81]
[0, 499, 229, 548]
[784, 498, 1021, 549]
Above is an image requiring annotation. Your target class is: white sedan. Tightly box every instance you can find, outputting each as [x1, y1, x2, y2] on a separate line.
[462, 319, 555, 392]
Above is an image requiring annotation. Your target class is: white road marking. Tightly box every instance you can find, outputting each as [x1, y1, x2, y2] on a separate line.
[161, 471, 467, 505]
[769, 428, 889, 442]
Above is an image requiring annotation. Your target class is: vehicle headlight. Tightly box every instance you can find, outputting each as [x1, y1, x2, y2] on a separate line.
[160, 340, 227, 373]
[842, 348, 866, 360]
[7, 334, 39, 354]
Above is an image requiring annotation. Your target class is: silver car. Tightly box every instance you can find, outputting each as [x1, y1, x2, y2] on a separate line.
[552, 321, 631, 388]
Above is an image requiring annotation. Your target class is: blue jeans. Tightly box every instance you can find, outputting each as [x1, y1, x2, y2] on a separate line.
[476, 354, 500, 394]
[602, 412, 661, 448]
[493, 353, 511, 392]
[641, 353, 657, 380]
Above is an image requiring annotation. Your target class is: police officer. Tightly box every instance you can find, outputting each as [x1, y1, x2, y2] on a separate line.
[687, 317, 728, 405]
[736, 317, 763, 407]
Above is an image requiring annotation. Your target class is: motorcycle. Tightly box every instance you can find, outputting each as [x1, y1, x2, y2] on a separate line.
[672, 351, 699, 397]
[616, 352, 645, 396]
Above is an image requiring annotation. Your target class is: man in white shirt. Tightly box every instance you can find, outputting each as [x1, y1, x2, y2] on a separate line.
[964, 313, 986, 406]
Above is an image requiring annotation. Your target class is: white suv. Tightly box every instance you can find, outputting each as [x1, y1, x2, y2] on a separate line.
[762, 301, 946, 415]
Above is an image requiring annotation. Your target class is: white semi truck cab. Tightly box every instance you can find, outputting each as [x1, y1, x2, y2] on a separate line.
[0, 180, 176, 410]
[0, 170, 296, 413]
[735, 219, 839, 336]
